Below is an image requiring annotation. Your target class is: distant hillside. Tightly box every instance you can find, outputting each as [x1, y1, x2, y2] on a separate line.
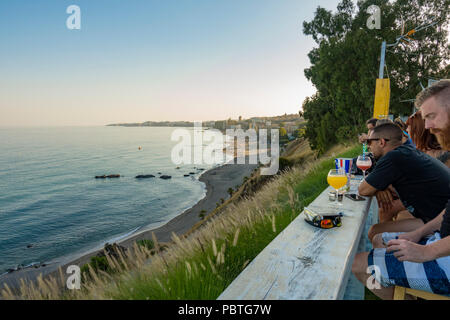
[107, 121, 194, 127]
[281, 138, 313, 161]
[106, 113, 305, 131]
[248, 113, 303, 122]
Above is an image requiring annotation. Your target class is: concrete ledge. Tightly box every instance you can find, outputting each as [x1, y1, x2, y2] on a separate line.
[218, 178, 373, 300]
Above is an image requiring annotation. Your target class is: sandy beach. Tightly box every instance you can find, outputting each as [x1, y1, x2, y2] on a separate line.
[0, 158, 258, 291]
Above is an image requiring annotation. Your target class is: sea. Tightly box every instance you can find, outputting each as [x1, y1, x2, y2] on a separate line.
[0, 126, 227, 275]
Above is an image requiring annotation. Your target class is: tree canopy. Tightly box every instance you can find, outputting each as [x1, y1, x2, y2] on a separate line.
[302, 0, 449, 154]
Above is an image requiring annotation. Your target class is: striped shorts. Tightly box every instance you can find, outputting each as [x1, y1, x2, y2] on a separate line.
[368, 232, 450, 295]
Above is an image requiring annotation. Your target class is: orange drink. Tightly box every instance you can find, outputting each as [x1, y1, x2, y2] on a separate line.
[327, 169, 347, 211]
[327, 174, 348, 190]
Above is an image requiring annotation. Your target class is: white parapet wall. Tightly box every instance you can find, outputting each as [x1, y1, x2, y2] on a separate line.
[218, 177, 375, 300]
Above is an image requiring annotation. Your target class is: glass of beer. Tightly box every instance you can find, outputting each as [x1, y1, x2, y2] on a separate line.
[327, 169, 348, 209]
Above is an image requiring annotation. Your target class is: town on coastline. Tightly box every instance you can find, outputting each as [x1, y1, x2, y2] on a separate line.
[107, 113, 306, 143]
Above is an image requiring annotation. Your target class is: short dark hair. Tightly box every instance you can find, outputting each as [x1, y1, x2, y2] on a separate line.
[366, 118, 378, 127]
[415, 79, 450, 109]
[376, 118, 393, 126]
[371, 123, 403, 145]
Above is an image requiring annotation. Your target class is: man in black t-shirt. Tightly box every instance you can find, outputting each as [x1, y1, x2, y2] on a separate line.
[352, 80, 450, 299]
[358, 123, 450, 241]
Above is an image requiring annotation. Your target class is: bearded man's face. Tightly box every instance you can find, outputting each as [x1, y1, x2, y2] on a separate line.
[421, 96, 450, 151]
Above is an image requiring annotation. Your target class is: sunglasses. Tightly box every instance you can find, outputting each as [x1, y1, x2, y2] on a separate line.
[304, 207, 342, 229]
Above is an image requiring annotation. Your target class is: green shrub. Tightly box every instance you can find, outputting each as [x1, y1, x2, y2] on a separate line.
[136, 239, 154, 251]
[278, 157, 293, 172]
[81, 256, 111, 280]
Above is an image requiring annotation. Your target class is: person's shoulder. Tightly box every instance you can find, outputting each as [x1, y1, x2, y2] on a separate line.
[388, 144, 418, 158]
[397, 144, 416, 152]
[382, 144, 411, 159]
[378, 145, 419, 168]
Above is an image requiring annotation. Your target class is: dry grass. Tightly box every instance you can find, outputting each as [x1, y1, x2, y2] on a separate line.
[1, 142, 359, 300]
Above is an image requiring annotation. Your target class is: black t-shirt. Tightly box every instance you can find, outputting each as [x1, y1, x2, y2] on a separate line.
[441, 200, 450, 238]
[365, 144, 450, 223]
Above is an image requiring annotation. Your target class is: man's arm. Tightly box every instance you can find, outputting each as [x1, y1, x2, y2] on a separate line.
[375, 188, 394, 211]
[414, 209, 444, 237]
[358, 179, 378, 196]
[387, 235, 450, 263]
[388, 209, 448, 262]
[398, 209, 445, 242]
[428, 235, 450, 259]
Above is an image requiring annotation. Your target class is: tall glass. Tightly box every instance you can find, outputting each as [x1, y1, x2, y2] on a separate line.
[356, 155, 372, 179]
[327, 169, 348, 212]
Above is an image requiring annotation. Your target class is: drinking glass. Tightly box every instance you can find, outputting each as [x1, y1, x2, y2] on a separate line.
[327, 169, 348, 211]
[356, 155, 372, 179]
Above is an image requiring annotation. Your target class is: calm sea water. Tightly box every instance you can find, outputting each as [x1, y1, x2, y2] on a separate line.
[0, 126, 225, 273]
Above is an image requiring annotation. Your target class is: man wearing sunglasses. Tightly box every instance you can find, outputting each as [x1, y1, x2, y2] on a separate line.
[359, 123, 450, 240]
[352, 79, 450, 299]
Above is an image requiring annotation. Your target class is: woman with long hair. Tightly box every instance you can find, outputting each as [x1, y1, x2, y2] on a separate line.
[406, 110, 449, 165]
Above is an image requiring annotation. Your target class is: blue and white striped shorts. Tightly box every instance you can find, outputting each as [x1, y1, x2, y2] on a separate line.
[368, 232, 450, 295]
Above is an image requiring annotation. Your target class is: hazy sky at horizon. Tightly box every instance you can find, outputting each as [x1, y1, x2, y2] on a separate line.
[0, 0, 340, 127]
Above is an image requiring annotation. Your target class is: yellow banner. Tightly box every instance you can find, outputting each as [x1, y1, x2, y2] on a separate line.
[373, 78, 390, 119]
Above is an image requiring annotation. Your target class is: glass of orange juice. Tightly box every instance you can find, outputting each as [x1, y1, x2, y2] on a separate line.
[327, 169, 348, 209]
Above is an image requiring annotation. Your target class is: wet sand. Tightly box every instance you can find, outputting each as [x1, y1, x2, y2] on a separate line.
[0, 159, 258, 291]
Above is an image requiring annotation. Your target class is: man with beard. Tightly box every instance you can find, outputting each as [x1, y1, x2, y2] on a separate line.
[352, 79, 450, 299]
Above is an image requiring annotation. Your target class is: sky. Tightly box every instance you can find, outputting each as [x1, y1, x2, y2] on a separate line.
[0, 0, 340, 127]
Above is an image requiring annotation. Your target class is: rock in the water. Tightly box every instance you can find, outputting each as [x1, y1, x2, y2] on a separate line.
[136, 174, 155, 179]
[183, 174, 190, 177]
[189, 172, 196, 175]
[95, 174, 120, 179]
[160, 175, 172, 179]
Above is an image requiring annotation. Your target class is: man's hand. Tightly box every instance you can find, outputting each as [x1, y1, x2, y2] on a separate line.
[358, 133, 368, 143]
[397, 230, 423, 244]
[375, 190, 394, 211]
[386, 239, 435, 263]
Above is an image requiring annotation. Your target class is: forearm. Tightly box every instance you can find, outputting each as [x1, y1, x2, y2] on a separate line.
[427, 235, 450, 260]
[358, 180, 377, 196]
[415, 209, 445, 238]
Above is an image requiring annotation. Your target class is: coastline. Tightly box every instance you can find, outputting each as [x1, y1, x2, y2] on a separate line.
[0, 157, 258, 291]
